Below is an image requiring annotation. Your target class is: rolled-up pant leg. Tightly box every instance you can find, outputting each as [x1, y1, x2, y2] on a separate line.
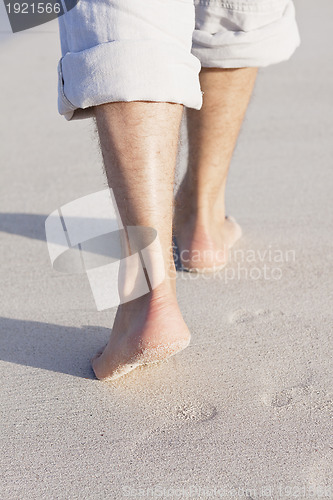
[191, 0, 301, 68]
[57, 0, 203, 120]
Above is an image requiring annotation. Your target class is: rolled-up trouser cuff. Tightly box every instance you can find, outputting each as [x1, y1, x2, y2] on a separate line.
[192, 0, 300, 68]
[58, 40, 203, 121]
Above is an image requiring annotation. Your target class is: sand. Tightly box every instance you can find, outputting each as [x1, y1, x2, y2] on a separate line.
[0, 1, 332, 498]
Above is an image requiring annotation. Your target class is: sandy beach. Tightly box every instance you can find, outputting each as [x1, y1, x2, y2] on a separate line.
[0, 0, 332, 498]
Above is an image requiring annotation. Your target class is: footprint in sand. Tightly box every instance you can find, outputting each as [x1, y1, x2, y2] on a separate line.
[262, 384, 332, 409]
[270, 388, 299, 407]
[228, 308, 284, 325]
[175, 402, 217, 423]
[276, 385, 311, 407]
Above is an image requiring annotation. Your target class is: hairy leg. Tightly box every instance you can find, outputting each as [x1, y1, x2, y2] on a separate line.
[92, 101, 191, 381]
[174, 67, 258, 271]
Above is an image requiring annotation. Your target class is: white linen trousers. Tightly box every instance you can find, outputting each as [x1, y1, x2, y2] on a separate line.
[57, 0, 300, 120]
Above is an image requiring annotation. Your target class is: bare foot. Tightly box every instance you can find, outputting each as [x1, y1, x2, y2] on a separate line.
[91, 283, 191, 381]
[173, 211, 242, 272]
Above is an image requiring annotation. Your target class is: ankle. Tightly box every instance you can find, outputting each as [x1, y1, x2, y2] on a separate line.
[174, 207, 226, 235]
[118, 280, 178, 321]
[175, 188, 226, 230]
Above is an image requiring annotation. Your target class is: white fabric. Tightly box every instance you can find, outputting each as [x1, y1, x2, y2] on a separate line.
[57, 0, 300, 120]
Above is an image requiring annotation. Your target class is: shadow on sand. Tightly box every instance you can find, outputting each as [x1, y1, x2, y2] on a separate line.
[0, 316, 111, 379]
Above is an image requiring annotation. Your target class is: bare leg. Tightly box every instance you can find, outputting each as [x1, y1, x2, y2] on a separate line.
[92, 101, 191, 381]
[174, 67, 258, 271]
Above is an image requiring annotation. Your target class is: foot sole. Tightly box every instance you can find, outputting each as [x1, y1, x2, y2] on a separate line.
[92, 337, 191, 382]
[175, 215, 242, 274]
